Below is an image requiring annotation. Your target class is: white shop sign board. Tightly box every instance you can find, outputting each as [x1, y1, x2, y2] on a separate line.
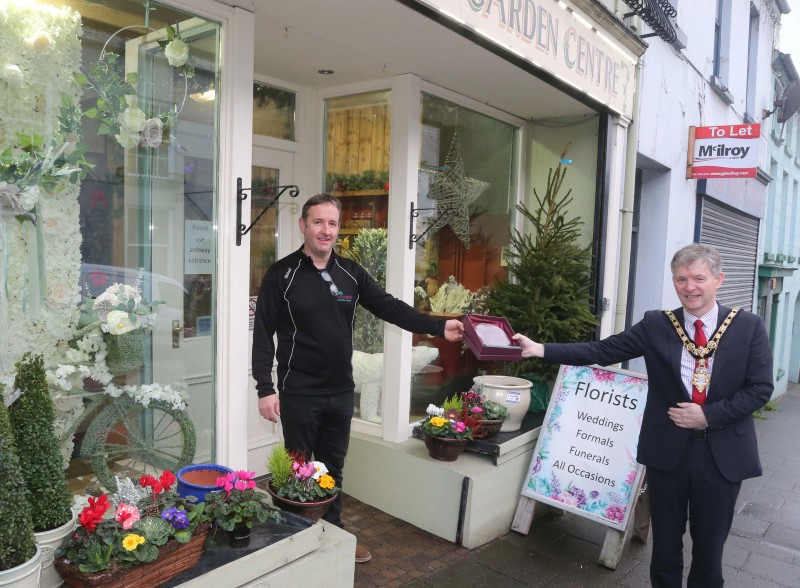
[521, 364, 647, 531]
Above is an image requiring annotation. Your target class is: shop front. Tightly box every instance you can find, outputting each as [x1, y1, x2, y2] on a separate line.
[0, 0, 644, 553]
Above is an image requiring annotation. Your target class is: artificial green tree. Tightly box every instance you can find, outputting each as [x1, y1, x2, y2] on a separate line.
[9, 353, 74, 532]
[0, 392, 36, 571]
[485, 151, 598, 382]
[340, 228, 388, 353]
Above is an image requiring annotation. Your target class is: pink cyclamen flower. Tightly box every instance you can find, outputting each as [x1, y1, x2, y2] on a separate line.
[247, 480, 256, 490]
[296, 462, 316, 479]
[215, 475, 227, 488]
[471, 406, 484, 414]
[115, 504, 140, 530]
[453, 421, 466, 433]
[234, 479, 248, 492]
[236, 470, 256, 481]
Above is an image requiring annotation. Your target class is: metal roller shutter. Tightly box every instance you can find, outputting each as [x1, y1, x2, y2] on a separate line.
[698, 198, 759, 311]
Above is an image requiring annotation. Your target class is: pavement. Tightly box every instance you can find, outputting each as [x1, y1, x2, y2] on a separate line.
[343, 384, 800, 587]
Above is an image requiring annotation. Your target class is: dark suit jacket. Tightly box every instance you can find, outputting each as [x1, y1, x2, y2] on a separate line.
[542, 305, 773, 482]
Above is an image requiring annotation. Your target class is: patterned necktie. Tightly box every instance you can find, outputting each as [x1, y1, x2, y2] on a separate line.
[692, 319, 707, 405]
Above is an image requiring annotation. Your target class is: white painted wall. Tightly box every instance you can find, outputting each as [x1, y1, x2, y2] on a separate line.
[624, 0, 780, 324]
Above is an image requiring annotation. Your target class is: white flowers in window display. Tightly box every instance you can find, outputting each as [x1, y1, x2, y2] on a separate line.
[77, 270, 164, 375]
[78, 24, 194, 151]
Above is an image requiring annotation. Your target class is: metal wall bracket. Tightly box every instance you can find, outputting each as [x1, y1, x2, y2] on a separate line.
[236, 177, 299, 246]
[408, 201, 454, 249]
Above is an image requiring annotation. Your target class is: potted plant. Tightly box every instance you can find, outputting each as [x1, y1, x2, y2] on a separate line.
[203, 470, 280, 547]
[419, 394, 479, 461]
[54, 469, 209, 587]
[8, 353, 76, 588]
[0, 392, 42, 586]
[265, 444, 340, 522]
[460, 387, 510, 440]
[484, 149, 598, 411]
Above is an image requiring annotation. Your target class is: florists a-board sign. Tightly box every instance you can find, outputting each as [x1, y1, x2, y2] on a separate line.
[687, 124, 760, 179]
[521, 364, 647, 531]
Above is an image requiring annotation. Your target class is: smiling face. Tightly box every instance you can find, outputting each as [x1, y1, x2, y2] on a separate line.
[672, 259, 724, 317]
[299, 201, 340, 266]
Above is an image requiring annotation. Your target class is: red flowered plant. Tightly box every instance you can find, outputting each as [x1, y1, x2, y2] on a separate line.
[139, 469, 176, 500]
[56, 469, 206, 574]
[78, 494, 110, 533]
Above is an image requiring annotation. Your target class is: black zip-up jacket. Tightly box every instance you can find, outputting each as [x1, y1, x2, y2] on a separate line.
[252, 247, 446, 397]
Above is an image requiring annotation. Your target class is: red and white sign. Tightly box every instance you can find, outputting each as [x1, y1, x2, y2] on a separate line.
[689, 124, 760, 179]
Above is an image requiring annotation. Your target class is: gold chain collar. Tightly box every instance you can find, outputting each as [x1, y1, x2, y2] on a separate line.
[663, 307, 740, 359]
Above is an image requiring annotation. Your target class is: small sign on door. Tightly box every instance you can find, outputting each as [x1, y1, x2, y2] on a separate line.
[184, 221, 214, 274]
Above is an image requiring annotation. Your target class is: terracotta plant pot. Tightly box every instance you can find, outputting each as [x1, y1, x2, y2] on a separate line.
[422, 433, 468, 461]
[176, 464, 234, 503]
[265, 485, 336, 522]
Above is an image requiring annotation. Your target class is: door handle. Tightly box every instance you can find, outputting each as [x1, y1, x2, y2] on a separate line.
[172, 320, 183, 348]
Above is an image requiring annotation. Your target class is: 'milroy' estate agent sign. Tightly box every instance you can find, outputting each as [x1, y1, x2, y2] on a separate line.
[521, 364, 647, 530]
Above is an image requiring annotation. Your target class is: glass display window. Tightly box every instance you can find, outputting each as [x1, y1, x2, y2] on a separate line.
[0, 0, 221, 493]
[323, 89, 391, 423]
[410, 92, 518, 422]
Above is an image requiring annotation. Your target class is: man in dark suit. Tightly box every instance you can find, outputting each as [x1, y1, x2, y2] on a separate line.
[513, 243, 773, 588]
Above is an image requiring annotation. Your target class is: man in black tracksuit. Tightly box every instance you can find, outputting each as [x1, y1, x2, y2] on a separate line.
[253, 194, 464, 563]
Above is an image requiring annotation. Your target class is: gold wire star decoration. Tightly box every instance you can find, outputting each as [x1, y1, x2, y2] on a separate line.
[420, 133, 489, 249]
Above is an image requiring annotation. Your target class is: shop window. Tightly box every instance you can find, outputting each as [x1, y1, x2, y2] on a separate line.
[712, 0, 731, 87]
[248, 167, 279, 300]
[1, 0, 220, 492]
[410, 93, 517, 422]
[744, 4, 759, 120]
[253, 83, 296, 140]
[323, 90, 391, 422]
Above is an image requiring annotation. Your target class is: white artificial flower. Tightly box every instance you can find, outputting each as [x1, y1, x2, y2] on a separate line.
[24, 31, 54, 54]
[139, 117, 163, 148]
[2, 63, 22, 81]
[311, 461, 328, 480]
[48, 281, 74, 306]
[426, 404, 444, 417]
[164, 39, 189, 67]
[42, 211, 66, 234]
[18, 184, 39, 211]
[118, 106, 146, 133]
[115, 130, 140, 149]
[105, 310, 138, 335]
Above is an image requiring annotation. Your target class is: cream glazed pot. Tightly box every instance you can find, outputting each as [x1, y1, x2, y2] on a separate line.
[473, 375, 532, 432]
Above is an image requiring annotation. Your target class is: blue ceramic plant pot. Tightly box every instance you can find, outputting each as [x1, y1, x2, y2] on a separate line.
[176, 464, 234, 503]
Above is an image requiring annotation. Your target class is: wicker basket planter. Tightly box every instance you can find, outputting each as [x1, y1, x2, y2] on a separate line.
[54, 521, 210, 588]
[422, 434, 468, 461]
[471, 418, 505, 440]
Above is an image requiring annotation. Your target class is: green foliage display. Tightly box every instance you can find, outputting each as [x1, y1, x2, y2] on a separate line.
[9, 353, 74, 532]
[326, 169, 389, 192]
[0, 394, 36, 571]
[266, 443, 294, 489]
[339, 228, 388, 354]
[485, 152, 598, 380]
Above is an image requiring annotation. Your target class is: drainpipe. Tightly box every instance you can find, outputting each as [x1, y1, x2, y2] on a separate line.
[614, 56, 643, 334]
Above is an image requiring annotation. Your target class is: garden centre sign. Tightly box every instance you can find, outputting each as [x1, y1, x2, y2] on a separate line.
[521, 364, 647, 530]
[688, 124, 761, 179]
[413, 0, 638, 118]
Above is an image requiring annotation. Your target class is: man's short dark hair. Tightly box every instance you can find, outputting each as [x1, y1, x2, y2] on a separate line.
[301, 194, 342, 220]
[671, 243, 723, 276]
